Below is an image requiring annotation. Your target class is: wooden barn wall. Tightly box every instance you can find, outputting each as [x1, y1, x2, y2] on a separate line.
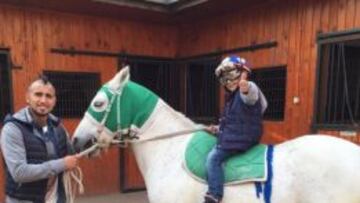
[0, 4, 177, 199]
[177, 0, 360, 144]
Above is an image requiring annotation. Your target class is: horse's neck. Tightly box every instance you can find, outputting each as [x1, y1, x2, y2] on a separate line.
[131, 99, 196, 179]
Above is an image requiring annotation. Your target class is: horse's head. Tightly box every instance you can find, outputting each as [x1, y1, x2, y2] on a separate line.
[72, 66, 159, 155]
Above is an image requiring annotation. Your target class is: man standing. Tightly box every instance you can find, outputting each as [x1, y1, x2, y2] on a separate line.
[1, 75, 79, 203]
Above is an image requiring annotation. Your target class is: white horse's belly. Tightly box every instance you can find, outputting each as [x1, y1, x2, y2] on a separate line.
[146, 166, 262, 203]
[145, 162, 205, 203]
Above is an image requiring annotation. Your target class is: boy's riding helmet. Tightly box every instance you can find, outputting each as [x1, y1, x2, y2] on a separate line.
[215, 55, 251, 85]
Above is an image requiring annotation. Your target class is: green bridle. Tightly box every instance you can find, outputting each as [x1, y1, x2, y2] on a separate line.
[85, 81, 159, 138]
[96, 85, 122, 137]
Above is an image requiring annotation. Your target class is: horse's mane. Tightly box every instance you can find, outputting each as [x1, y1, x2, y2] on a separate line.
[126, 81, 199, 130]
[159, 99, 198, 128]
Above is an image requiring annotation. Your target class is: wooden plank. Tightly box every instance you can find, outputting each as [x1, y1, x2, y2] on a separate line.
[260, 4, 271, 66]
[320, 0, 331, 33]
[284, 0, 300, 139]
[355, 0, 360, 27]
[121, 149, 146, 191]
[337, 0, 347, 30]
[299, 0, 315, 135]
[272, 1, 282, 66]
[277, 0, 291, 66]
[253, 6, 268, 68]
[306, 0, 323, 132]
[328, 0, 339, 31]
[0, 7, 5, 46]
[290, 0, 304, 138]
[345, 0, 356, 29]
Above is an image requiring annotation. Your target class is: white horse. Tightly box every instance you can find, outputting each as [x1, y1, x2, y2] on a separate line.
[72, 67, 360, 203]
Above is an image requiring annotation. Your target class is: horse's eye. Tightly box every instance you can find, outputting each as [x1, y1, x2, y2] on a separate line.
[91, 92, 109, 112]
[94, 101, 104, 108]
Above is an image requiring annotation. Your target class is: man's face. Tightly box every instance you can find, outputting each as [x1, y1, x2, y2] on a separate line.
[26, 81, 56, 117]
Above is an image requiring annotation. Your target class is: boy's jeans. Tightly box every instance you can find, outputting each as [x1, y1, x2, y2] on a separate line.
[205, 146, 238, 199]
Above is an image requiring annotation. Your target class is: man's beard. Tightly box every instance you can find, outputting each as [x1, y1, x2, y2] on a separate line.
[30, 108, 50, 117]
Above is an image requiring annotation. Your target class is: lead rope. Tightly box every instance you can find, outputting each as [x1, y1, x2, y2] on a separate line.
[112, 124, 207, 144]
[77, 124, 208, 158]
[63, 167, 84, 203]
[61, 89, 122, 203]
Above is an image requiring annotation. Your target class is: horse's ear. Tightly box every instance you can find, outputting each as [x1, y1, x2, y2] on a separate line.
[108, 65, 130, 91]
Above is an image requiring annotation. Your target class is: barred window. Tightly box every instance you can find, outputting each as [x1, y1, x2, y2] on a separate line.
[185, 58, 219, 124]
[126, 58, 182, 111]
[122, 56, 219, 124]
[0, 52, 12, 123]
[252, 66, 287, 121]
[315, 39, 360, 129]
[44, 71, 100, 118]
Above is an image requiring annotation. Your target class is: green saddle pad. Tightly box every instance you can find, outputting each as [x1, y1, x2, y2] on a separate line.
[184, 131, 267, 185]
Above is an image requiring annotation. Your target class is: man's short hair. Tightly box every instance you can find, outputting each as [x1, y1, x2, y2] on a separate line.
[35, 74, 50, 85]
[27, 74, 55, 92]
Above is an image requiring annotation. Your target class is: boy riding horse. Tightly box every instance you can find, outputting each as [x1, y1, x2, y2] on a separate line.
[204, 56, 268, 203]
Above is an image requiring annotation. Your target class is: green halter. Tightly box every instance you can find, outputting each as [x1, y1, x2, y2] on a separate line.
[86, 81, 159, 135]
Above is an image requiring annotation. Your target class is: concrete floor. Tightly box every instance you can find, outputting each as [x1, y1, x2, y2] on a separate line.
[76, 191, 149, 203]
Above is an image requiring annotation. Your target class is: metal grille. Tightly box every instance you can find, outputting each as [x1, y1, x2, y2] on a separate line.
[0, 53, 12, 123]
[127, 59, 182, 111]
[44, 71, 100, 118]
[185, 57, 219, 124]
[252, 66, 287, 121]
[122, 56, 219, 124]
[316, 43, 360, 128]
